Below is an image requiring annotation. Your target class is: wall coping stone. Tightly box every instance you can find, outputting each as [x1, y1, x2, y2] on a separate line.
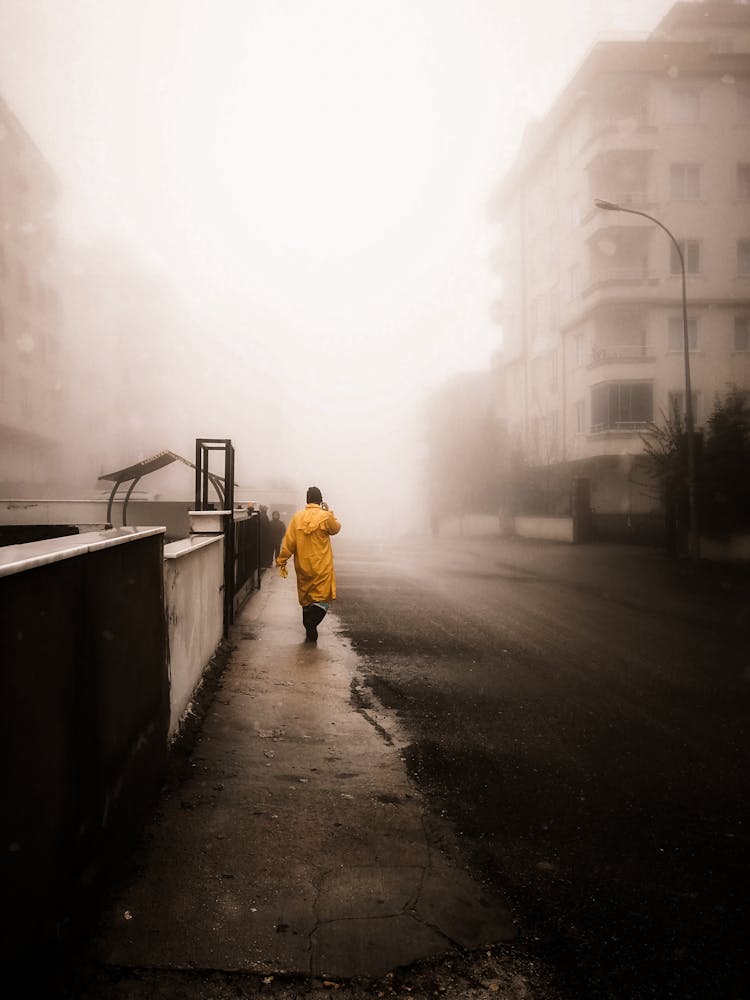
[0, 526, 165, 578]
[188, 510, 231, 534]
[165, 534, 223, 560]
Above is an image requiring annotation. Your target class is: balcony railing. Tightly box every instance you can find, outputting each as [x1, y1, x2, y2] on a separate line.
[583, 267, 657, 296]
[590, 343, 649, 364]
[603, 190, 650, 208]
[581, 191, 655, 228]
[590, 420, 651, 433]
[589, 114, 652, 138]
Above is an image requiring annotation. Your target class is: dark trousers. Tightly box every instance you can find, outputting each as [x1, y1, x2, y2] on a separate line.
[302, 603, 327, 637]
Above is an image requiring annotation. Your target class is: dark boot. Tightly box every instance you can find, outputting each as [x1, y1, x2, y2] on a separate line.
[302, 603, 327, 642]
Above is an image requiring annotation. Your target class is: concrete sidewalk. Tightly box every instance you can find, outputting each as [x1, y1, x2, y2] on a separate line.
[92, 570, 514, 982]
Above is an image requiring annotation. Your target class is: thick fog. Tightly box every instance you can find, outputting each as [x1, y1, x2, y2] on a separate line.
[0, 0, 673, 537]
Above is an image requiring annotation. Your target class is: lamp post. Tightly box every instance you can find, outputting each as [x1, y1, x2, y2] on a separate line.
[594, 199, 699, 559]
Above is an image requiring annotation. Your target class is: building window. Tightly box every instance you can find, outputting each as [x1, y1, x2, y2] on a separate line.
[575, 400, 585, 433]
[668, 316, 698, 352]
[668, 390, 700, 425]
[738, 164, 750, 201]
[591, 381, 653, 431]
[738, 239, 750, 275]
[670, 163, 701, 201]
[735, 316, 750, 352]
[670, 240, 701, 275]
[669, 87, 700, 124]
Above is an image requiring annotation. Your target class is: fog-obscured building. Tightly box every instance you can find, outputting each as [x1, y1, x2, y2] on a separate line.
[61, 240, 196, 489]
[60, 243, 284, 495]
[0, 97, 212, 498]
[0, 93, 287, 503]
[490, 0, 750, 515]
[0, 95, 65, 493]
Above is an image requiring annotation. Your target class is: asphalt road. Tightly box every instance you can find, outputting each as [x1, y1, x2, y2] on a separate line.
[331, 535, 750, 1000]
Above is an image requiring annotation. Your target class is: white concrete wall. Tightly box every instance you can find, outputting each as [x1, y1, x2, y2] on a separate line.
[439, 513, 501, 537]
[514, 515, 575, 542]
[0, 498, 193, 538]
[164, 534, 224, 737]
[1, 499, 108, 528]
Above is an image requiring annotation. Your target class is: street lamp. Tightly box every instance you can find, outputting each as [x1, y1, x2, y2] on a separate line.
[594, 199, 699, 559]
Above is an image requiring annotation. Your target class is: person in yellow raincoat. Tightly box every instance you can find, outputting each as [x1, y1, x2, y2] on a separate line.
[276, 486, 341, 642]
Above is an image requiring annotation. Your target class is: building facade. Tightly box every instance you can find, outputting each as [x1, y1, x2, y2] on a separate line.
[0, 96, 65, 492]
[491, 0, 750, 515]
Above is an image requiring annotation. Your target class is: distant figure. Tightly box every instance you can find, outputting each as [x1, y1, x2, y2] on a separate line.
[269, 510, 286, 562]
[276, 486, 341, 643]
[258, 504, 273, 567]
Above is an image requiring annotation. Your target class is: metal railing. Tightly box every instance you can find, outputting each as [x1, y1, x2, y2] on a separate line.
[590, 267, 656, 284]
[590, 420, 651, 433]
[234, 510, 261, 615]
[191, 438, 265, 633]
[603, 190, 650, 208]
[590, 343, 649, 363]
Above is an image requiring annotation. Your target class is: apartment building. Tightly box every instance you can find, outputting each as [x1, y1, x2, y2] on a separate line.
[0, 95, 65, 492]
[61, 240, 196, 485]
[491, 0, 750, 514]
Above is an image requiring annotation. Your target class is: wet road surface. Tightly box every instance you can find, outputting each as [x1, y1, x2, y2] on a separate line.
[332, 536, 750, 1000]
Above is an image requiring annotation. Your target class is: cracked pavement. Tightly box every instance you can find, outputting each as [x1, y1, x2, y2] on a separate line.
[90, 570, 514, 983]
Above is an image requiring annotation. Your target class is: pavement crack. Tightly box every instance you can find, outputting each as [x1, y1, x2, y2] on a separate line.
[350, 676, 394, 745]
[409, 863, 464, 951]
[307, 865, 331, 974]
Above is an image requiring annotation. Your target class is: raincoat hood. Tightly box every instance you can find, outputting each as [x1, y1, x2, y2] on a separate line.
[300, 503, 330, 535]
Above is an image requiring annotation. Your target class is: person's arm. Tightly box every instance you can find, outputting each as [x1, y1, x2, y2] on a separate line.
[325, 510, 341, 535]
[276, 519, 297, 570]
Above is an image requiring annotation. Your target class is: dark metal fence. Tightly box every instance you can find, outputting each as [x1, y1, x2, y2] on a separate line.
[233, 510, 261, 621]
[194, 438, 235, 512]
[192, 438, 267, 633]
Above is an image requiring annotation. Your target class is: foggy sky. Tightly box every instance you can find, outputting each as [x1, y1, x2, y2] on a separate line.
[0, 0, 675, 535]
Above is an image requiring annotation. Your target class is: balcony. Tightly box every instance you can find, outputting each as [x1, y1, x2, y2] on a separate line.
[601, 190, 650, 208]
[590, 380, 653, 435]
[585, 78, 654, 147]
[583, 219, 655, 299]
[590, 420, 651, 434]
[584, 143, 655, 216]
[583, 128, 658, 167]
[588, 113, 653, 139]
[583, 267, 658, 297]
[589, 343, 652, 366]
[581, 191, 652, 226]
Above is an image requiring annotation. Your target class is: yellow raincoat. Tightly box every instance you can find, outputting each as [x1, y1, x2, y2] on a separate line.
[276, 503, 341, 605]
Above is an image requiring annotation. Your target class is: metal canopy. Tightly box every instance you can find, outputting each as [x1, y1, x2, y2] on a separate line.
[98, 449, 227, 527]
